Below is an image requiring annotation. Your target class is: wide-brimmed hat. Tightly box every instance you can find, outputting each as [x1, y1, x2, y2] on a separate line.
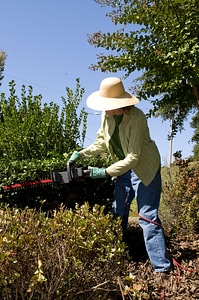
[86, 77, 139, 111]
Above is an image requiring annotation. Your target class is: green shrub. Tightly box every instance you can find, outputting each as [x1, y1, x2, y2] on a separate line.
[0, 79, 87, 162]
[0, 79, 115, 211]
[0, 203, 127, 300]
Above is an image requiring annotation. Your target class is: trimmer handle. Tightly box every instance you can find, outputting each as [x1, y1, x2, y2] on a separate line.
[50, 163, 91, 184]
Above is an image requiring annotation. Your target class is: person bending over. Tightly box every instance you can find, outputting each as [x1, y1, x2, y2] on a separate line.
[68, 77, 172, 274]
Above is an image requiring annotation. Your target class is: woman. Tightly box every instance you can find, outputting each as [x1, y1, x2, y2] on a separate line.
[69, 77, 172, 274]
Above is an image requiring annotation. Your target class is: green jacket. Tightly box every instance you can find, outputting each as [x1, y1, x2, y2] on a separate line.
[81, 106, 160, 186]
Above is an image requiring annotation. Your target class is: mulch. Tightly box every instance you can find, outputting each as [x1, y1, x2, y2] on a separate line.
[121, 220, 199, 300]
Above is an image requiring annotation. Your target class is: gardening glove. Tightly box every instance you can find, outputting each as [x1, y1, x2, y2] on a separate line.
[88, 167, 108, 179]
[68, 151, 82, 163]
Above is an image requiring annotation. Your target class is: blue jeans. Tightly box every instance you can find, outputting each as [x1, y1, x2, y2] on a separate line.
[112, 168, 172, 272]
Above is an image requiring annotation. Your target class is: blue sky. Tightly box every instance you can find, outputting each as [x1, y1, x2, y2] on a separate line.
[0, 0, 195, 165]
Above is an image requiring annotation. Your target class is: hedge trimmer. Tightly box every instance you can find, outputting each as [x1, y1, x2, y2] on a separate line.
[2, 163, 91, 192]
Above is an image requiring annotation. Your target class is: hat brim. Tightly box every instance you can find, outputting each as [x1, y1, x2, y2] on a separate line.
[86, 91, 139, 111]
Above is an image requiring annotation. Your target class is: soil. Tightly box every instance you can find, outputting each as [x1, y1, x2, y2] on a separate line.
[121, 217, 199, 300]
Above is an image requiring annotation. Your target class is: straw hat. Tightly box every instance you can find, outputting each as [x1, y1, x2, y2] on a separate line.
[86, 77, 139, 111]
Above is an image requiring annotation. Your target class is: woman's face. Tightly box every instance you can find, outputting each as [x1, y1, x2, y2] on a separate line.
[105, 108, 124, 116]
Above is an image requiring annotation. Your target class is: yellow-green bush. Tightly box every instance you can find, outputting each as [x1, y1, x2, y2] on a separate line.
[0, 203, 127, 300]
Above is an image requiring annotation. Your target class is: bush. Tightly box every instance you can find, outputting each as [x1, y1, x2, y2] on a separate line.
[0, 79, 87, 162]
[0, 203, 127, 300]
[161, 163, 199, 233]
[0, 79, 114, 211]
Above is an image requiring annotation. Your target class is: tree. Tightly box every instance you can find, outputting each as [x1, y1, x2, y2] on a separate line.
[89, 0, 199, 133]
[190, 112, 199, 160]
[0, 51, 6, 86]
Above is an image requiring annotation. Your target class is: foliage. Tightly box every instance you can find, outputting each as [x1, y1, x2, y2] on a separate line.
[61, 78, 88, 151]
[0, 203, 127, 299]
[0, 199, 198, 300]
[123, 273, 150, 299]
[90, 0, 199, 133]
[0, 148, 113, 212]
[0, 79, 87, 162]
[0, 79, 116, 212]
[0, 175, 114, 218]
[0, 146, 114, 214]
[190, 111, 199, 160]
[161, 163, 199, 232]
[0, 51, 6, 86]
[0, 157, 66, 186]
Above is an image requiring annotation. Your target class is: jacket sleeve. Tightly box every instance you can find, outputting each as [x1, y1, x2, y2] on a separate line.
[106, 152, 139, 177]
[81, 127, 107, 158]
